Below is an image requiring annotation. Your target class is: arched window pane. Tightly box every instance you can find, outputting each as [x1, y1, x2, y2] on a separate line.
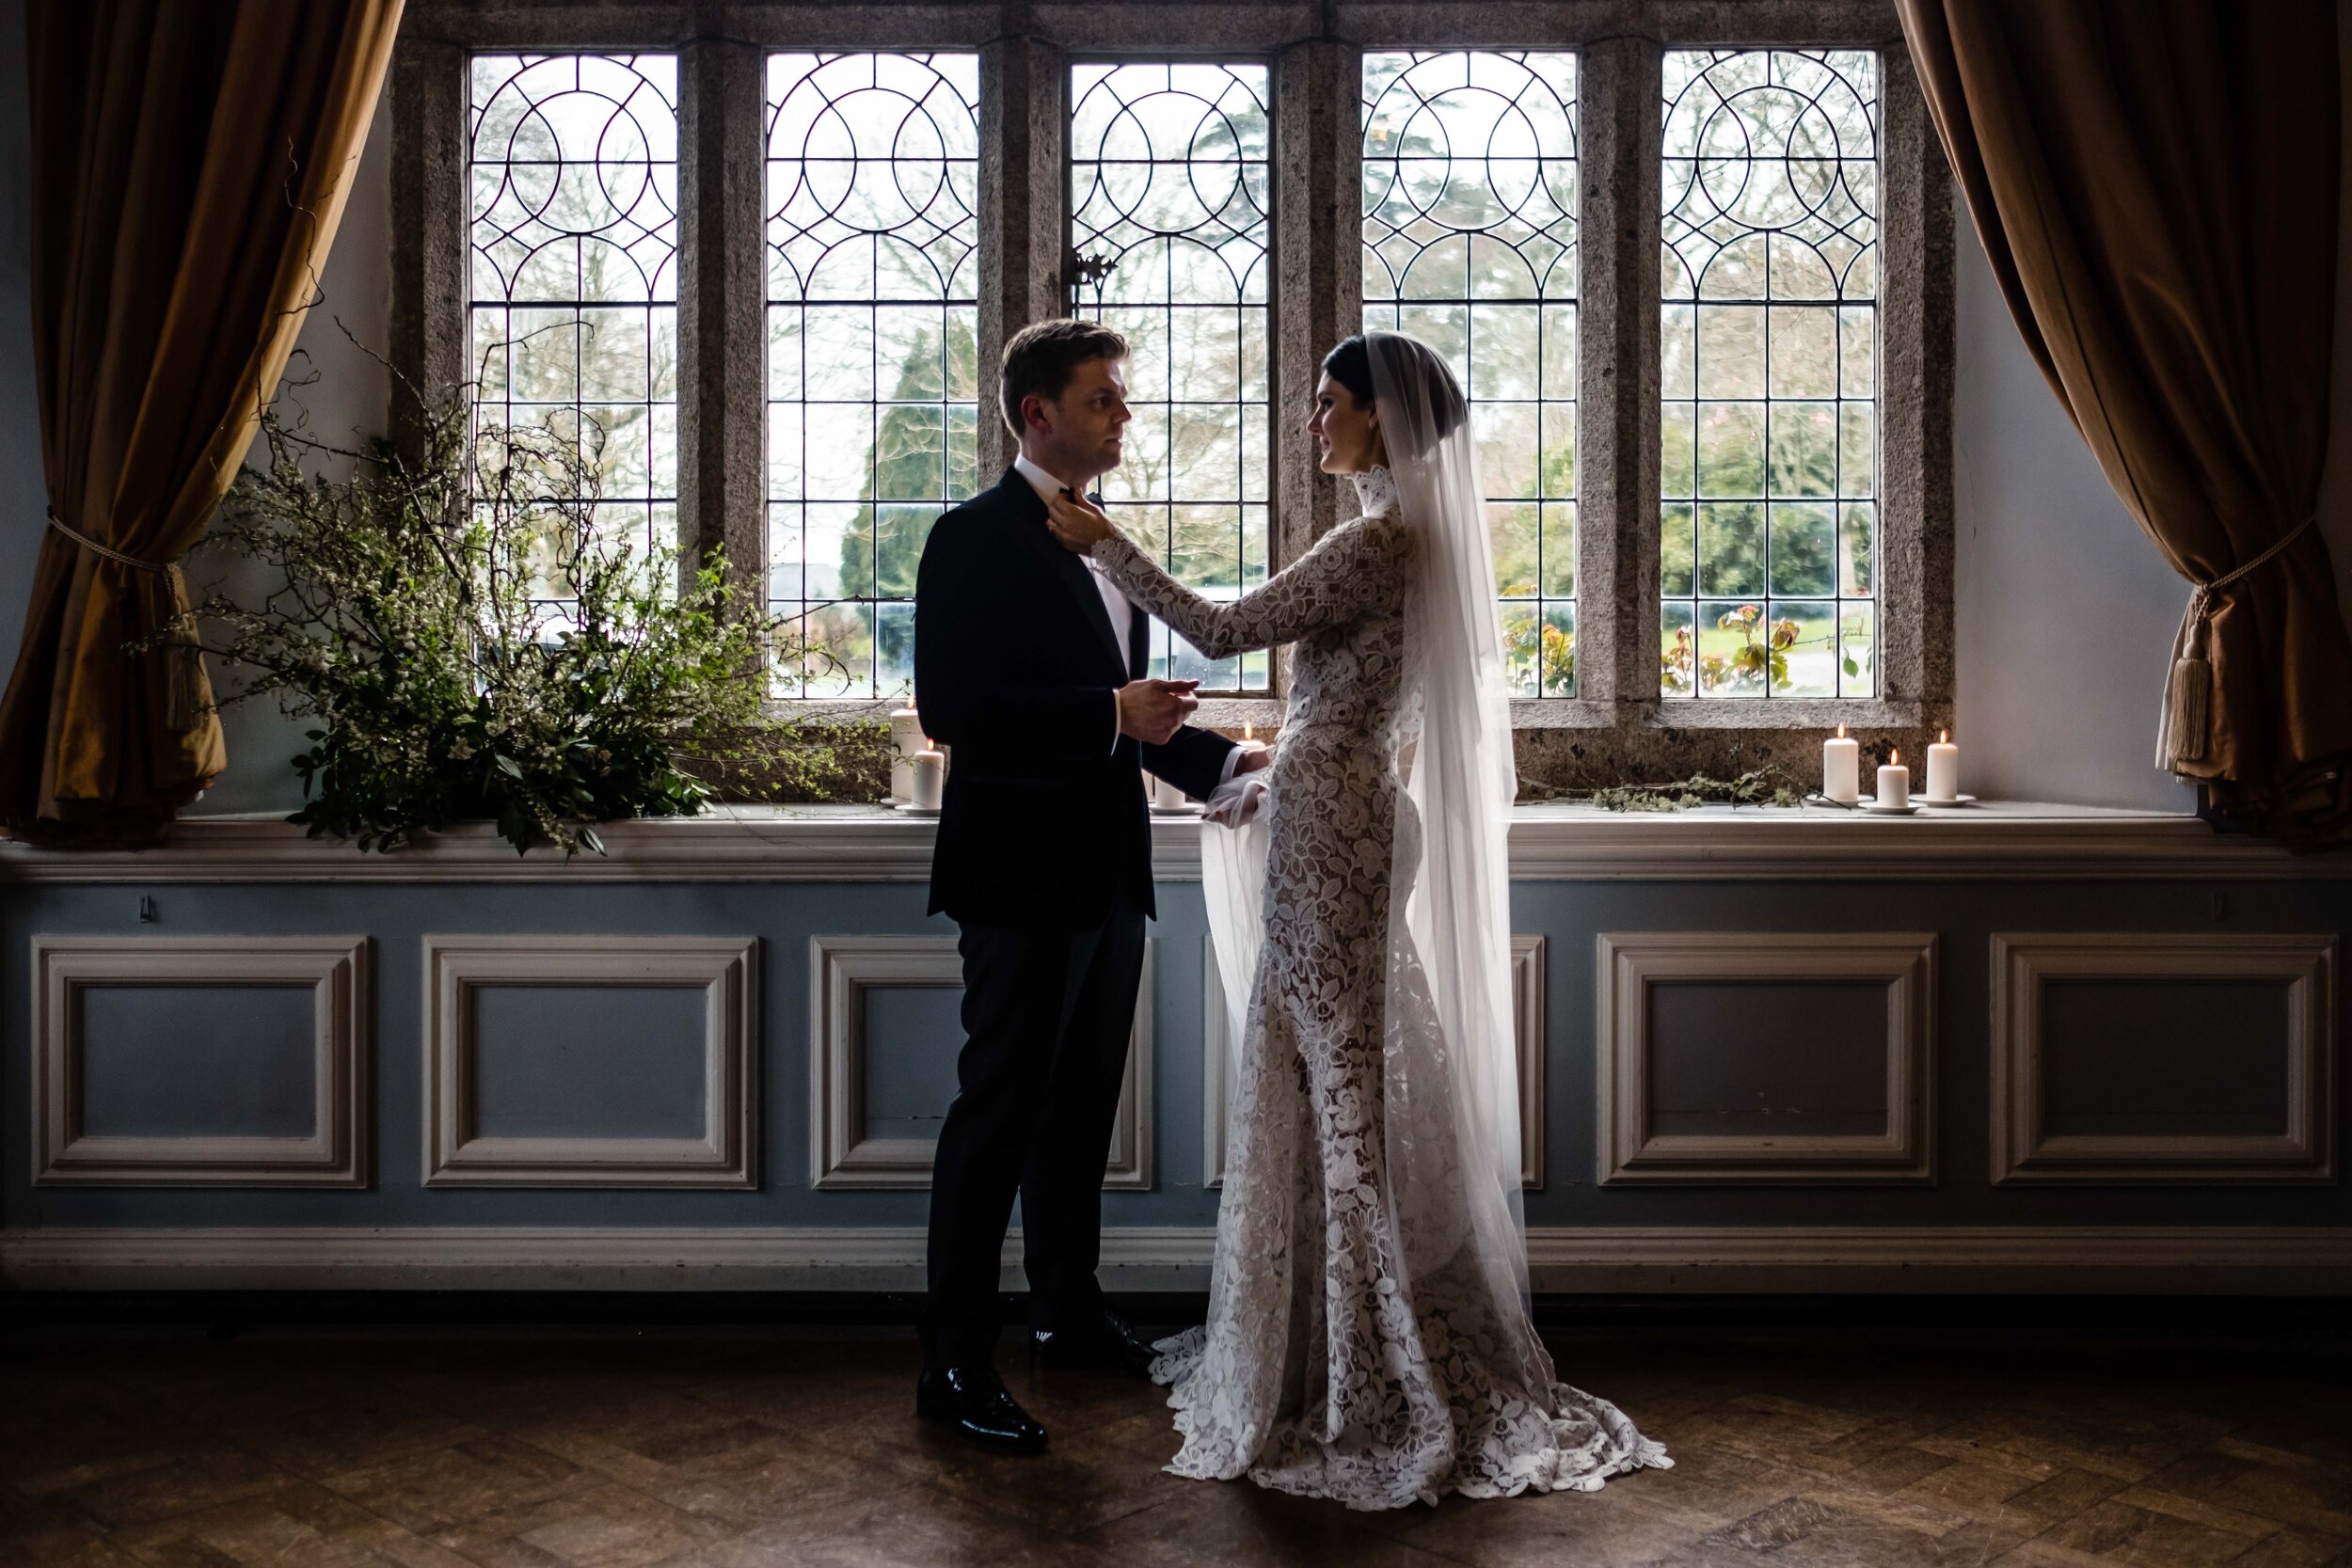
[469, 54, 679, 595]
[1071, 62, 1273, 694]
[1364, 51, 1579, 699]
[767, 52, 980, 700]
[1661, 50, 1878, 700]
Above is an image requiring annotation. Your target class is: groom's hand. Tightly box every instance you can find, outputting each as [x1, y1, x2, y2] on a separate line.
[1117, 679, 1200, 746]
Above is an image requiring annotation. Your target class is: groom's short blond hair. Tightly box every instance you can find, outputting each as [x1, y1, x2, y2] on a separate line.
[999, 319, 1128, 436]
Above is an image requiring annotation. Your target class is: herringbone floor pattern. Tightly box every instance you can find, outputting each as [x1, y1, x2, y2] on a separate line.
[3, 1318, 2345, 1567]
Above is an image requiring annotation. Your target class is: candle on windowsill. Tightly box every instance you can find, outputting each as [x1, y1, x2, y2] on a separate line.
[1876, 748, 1910, 810]
[1150, 771, 1184, 808]
[1237, 721, 1268, 773]
[1822, 723, 1859, 804]
[888, 704, 925, 803]
[1925, 730, 1960, 802]
[910, 742, 946, 811]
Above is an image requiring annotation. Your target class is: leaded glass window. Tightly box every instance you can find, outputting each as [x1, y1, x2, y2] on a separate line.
[1363, 51, 1579, 698]
[1070, 62, 1272, 693]
[469, 55, 679, 563]
[766, 53, 980, 699]
[1661, 50, 1878, 700]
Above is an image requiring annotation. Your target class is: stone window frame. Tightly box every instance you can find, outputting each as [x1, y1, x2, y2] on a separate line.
[391, 0, 1951, 783]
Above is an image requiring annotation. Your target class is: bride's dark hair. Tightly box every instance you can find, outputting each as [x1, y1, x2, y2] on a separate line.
[1321, 334, 1467, 440]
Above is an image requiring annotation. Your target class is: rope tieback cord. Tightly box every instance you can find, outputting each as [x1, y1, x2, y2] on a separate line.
[43, 509, 208, 733]
[44, 509, 183, 573]
[2159, 511, 2319, 769]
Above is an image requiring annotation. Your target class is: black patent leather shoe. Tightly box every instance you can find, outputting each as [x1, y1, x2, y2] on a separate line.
[914, 1364, 1048, 1454]
[1030, 1306, 1157, 1380]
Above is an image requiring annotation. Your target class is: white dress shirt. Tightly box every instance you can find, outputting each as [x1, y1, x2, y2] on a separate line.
[1014, 451, 1133, 661]
[1013, 450, 1243, 788]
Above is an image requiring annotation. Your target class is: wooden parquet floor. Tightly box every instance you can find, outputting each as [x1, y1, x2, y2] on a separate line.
[3, 1317, 2346, 1568]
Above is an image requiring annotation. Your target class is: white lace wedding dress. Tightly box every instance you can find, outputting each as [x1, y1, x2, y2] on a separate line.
[1089, 466, 1671, 1511]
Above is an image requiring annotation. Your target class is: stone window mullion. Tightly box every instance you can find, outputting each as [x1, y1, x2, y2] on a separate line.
[1261, 38, 1362, 703]
[1875, 41, 1954, 714]
[676, 33, 765, 599]
[389, 34, 469, 459]
[1578, 34, 1665, 721]
[976, 33, 1067, 483]
[1275, 38, 1362, 564]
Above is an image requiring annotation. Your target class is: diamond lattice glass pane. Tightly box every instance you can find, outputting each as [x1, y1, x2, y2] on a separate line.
[1365, 51, 1577, 694]
[1661, 50, 1878, 698]
[766, 54, 978, 697]
[1073, 62, 1272, 695]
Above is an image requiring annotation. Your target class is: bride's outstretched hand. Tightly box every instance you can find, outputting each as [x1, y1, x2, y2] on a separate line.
[1045, 490, 1115, 554]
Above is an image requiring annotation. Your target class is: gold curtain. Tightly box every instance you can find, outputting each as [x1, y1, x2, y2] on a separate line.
[0, 0, 403, 846]
[1898, 0, 2352, 843]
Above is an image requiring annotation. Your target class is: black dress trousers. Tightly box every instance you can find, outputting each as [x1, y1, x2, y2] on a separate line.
[918, 884, 1148, 1370]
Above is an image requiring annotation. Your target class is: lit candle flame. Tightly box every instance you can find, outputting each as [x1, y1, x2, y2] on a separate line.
[1891, 748, 1899, 764]
[1836, 723, 1847, 738]
[1939, 729, 1949, 744]
[1243, 722, 1253, 741]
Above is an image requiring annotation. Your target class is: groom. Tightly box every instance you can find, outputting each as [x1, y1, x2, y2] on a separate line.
[911, 320, 1261, 1453]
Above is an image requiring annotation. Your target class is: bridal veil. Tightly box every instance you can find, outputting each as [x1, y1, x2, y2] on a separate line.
[1202, 327, 1538, 1338]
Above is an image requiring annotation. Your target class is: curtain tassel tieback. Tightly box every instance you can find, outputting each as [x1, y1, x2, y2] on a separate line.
[2158, 512, 2318, 770]
[44, 509, 206, 735]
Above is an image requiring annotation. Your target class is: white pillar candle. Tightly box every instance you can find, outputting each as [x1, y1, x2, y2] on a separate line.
[1925, 730, 1960, 801]
[1876, 749, 1910, 810]
[1150, 771, 1184, 809]
[887, 705, 927, 804]
[910, 745, 946, 811]
[1822, 724, 1860, 804]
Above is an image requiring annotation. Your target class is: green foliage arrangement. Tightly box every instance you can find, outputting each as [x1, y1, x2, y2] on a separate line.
[178, 392, 874, 855]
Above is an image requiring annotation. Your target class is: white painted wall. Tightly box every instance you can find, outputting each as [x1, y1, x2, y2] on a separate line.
[190, 88, 392, 816]
[1, 34, 2343, 817]
[1948, 206, 2201, 815]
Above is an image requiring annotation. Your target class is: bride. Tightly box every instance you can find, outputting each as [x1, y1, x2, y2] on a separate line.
[1043, 331, 1670, 1511]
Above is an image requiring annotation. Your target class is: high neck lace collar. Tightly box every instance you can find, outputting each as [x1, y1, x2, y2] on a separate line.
[1351, 465, 1399, 517]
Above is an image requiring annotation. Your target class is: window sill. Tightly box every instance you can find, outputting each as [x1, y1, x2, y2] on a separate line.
[2, 800, 2332, 885]
[771, 697, 1929, 733]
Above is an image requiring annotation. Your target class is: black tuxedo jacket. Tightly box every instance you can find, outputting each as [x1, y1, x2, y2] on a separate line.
[914, 465, 1235, 928]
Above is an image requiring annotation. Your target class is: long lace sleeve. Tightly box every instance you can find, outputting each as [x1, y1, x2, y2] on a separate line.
[1091, 515, 1408, 661]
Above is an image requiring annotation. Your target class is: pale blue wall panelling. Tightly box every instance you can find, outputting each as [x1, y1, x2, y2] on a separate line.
[1646, 980, 1892, 1140]
[3, 875, 2346, 1239]
[468, 985, 713, 1141]
[77, 985, 319, 1140]
[2039, 979, 2293, 1141]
